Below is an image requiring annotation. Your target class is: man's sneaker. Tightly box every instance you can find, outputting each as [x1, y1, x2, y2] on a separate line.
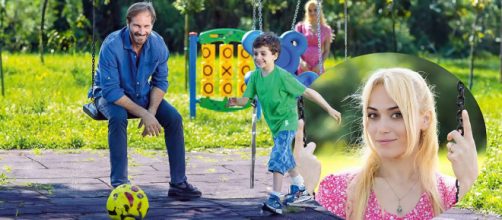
[262, 194, 283, 214]
[168, 181, 202, 200]
[283, 185, 313, 205]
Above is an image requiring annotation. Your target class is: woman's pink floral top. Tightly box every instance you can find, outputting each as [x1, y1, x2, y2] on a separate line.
[316, 172, 457, 219]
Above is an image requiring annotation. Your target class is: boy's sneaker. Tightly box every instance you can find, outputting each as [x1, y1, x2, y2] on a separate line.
[283, 185, 313, 205]
[168, 181, 202, 200]
[262, 194, 283, 214]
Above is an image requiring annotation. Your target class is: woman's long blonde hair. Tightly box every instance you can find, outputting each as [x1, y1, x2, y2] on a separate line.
[303, 0, 327, 26]
[348, 68, 444, 219]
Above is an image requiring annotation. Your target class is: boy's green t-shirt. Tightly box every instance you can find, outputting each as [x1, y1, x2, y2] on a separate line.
[243, 66, 306, 136]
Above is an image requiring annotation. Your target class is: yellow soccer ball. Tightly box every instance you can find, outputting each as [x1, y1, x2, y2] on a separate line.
[106, 184, 149, 220]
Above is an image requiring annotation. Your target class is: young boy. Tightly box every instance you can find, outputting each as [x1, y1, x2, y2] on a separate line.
[228, 32, 341, 214]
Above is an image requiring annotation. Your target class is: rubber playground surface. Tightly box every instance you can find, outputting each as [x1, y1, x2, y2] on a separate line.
[0, 149, 498, 219]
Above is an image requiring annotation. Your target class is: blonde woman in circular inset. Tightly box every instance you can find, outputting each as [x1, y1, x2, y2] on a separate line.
[298, 68, 478, 219]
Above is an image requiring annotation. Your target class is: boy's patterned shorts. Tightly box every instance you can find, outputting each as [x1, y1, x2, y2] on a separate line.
[268, 130, 296, 174]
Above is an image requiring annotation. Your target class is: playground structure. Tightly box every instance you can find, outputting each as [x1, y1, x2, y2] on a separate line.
[188, 28, 320, 118]
[188, 28, 254, 119]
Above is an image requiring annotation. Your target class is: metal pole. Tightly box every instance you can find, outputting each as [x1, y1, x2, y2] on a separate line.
[316, 0, 322, 73]
[189, 32, 198, 119]
[250, 100, 257, 188]
[184, 13, 189, 92]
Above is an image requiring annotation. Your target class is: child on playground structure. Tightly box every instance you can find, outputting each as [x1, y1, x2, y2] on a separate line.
[228, 32, 341, 214]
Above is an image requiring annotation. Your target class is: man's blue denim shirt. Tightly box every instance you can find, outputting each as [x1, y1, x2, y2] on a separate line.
[92, 27, 169, 106]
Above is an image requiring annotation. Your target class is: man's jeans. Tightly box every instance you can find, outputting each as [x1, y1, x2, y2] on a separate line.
[96, 97, 187, 187]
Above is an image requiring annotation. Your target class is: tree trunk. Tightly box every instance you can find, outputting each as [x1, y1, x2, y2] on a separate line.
[0, 2, 4, 96]
[184, 13, 189, 91]
[391, 2, 397, 52]
[82, 0, 92, 38]
[468, 12, 480, 90]
[0, 38, 3, 97]
[40, 0, 48, 64]
[500, 0, 502, 83]
[344, 0, 348, 59]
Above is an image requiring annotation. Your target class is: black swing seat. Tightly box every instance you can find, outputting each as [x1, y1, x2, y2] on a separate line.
[83, 101, 106, 120]
[83, 101, 139, 121]
[83, 86, 139, 120]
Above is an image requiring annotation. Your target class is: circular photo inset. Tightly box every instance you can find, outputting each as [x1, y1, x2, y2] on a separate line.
[302, 53, 485, 219]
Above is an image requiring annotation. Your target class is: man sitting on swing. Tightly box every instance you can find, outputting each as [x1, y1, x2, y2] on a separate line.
[91, 2, 201, 200]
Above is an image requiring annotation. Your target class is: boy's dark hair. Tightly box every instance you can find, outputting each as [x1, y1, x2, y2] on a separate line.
[253, 32, 281, 55]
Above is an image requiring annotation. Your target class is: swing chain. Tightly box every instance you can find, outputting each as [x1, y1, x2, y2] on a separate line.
[456, 81, 465, 136]
[91, 0, 97, 95]
[291, 0, 301, 30]
[252, 0, 256, 30]
[316, 0, 322, 73]
[258, 0, 263, 31]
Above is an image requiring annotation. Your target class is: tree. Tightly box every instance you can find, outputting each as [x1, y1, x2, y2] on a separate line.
[40, 0, 48, 63]
[343, 0, 348, 59]
[46, 0, 75, 52]
[0, 0, 4, 96]
[173, 0, 205, 91]
[377, 0, 411, 52]
[408, 1, 455, 57]
[468, 0, 493, 89]
[389, 0, 397, 52]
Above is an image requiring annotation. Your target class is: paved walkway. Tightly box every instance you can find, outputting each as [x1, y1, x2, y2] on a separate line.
[0, 149, 499, 219]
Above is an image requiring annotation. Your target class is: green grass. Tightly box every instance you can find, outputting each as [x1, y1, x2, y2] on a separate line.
[0, 165, 11, 185]
[431, 56, 502, 214]
[0, 53, 500, 214]
[0, 53, 272, 150]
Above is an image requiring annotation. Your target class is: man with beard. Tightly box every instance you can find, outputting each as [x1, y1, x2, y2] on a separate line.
[91, 2, 201, 200]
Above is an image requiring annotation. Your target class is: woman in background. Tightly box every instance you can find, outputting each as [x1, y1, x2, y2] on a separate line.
[295, 0, 333, 75]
